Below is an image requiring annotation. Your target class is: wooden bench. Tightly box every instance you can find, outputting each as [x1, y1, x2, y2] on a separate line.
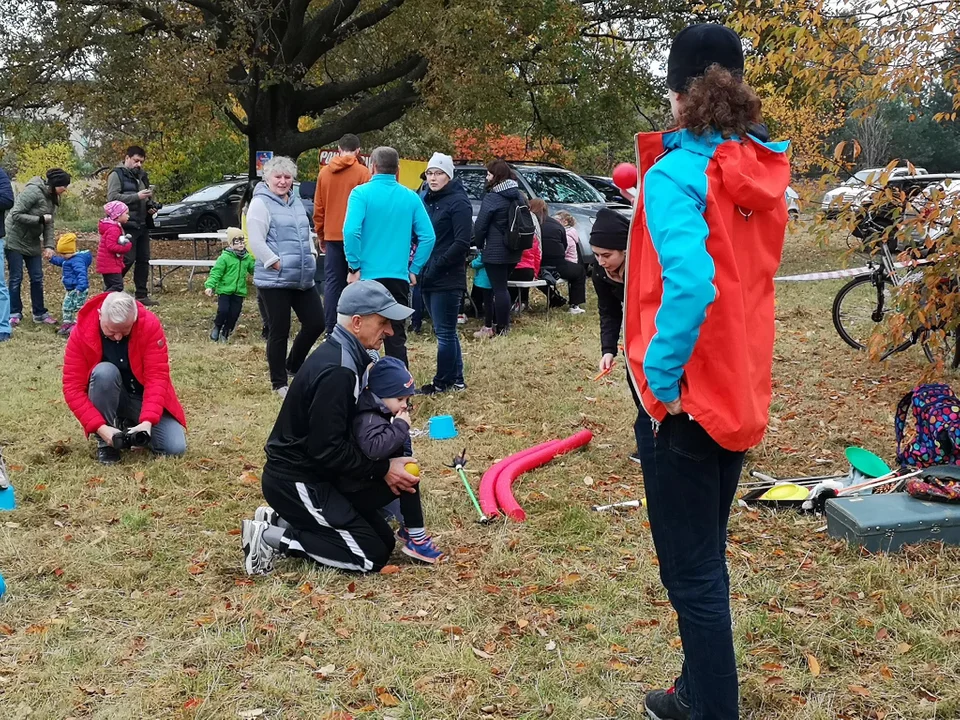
[149, 259, 216, 291]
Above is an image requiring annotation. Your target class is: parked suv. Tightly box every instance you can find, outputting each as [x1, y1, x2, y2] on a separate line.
[581, 175, 627, 203]
[821, 166, 928, 218]
[454, 161, 630, 264]
[852, 173, 960, 245]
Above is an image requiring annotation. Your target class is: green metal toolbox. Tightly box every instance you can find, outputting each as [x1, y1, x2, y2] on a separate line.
[825, 493, 960, 552]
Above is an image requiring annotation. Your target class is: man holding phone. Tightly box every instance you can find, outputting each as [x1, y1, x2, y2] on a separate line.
[107, 145, 158, 305]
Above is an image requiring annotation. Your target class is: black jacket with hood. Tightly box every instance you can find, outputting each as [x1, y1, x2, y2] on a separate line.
[473, 184, 524, 266]
[420, 179, 472, 293]
[263, 328, 388, 489]
[353, 391, 413, 468]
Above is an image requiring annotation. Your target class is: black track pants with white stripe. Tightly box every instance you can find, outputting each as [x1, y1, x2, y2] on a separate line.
[262, 472, 397, 573]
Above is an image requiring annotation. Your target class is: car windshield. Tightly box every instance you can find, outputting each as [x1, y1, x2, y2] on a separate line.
[517, 169, 605, 204]
[844, 170, 878, 186]
[456, 169, 488, 200]
[182, 183, 236, 203]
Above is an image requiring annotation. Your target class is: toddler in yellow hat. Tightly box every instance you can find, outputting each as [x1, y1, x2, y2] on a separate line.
[50, 232, 92, 336]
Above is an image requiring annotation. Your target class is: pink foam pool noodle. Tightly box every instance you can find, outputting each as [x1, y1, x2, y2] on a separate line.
[494, 429, 594, 521]
[479, 439, 561, 517]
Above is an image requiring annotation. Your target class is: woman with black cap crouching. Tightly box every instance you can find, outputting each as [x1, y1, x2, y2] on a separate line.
[589, 207, 630, 376]
[624, 24, 791, 720]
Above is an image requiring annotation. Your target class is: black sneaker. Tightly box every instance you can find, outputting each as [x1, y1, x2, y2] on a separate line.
[644, 687, 691, 720]
[419, 383, 444, 396]
[138, 297, 159, 307]
[97, 444, 121, 465]
[629, 452, 642, 465]
[210, 325, 221, 342]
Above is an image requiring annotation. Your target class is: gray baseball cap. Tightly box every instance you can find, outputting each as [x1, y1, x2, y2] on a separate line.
[337, 280, 414, 321]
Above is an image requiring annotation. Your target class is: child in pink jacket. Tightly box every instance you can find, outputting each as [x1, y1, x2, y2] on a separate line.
[556, 211, 581, 264]
[97, 201, 132, 292]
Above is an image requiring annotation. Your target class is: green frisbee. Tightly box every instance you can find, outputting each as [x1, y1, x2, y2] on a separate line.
[845, 447, 892, 478]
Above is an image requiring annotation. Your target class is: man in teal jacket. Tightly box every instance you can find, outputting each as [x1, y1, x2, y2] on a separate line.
[342, 146, 435, 365]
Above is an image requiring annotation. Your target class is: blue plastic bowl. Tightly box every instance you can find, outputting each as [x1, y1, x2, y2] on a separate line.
[429, 415, 458, 440]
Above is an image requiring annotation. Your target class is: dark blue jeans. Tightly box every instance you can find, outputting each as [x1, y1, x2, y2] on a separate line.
[410, 284, 425, 333]
[423, 289, 463, 388]
[323, 241, 348, 335]
[635, 410, 743, 720]
[4, 249, 47, 318]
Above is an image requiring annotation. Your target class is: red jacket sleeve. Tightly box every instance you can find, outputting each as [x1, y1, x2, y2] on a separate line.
[62, 333, 105, 435]
[137, 316, 174, 426]
[101, 224, 131, 254]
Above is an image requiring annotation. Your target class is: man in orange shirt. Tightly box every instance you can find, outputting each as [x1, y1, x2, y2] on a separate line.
[314, 134, 372, 335]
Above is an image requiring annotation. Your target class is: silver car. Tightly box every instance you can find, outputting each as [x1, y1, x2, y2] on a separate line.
[455, 162, 631, 265]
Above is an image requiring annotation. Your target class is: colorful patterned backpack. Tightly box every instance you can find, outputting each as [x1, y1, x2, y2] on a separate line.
[895, 383, 960, 468]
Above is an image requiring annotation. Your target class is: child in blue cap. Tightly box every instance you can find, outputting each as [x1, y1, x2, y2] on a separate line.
[353, 356, 443, 563]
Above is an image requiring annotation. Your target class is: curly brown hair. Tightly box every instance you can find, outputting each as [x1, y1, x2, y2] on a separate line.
[678, 64, 762, 139]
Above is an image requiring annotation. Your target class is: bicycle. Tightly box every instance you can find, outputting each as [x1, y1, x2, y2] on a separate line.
[831, 236, 959, 367]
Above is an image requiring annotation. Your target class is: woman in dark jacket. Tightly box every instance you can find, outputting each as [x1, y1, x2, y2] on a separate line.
[472, 159, 523, 334]
[534, 202, 587, 312]
[590, 209, 640, 464]
[419, 153, 472, 393]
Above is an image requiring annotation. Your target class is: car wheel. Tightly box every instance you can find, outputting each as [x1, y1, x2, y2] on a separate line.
[196, 214, 221, 233]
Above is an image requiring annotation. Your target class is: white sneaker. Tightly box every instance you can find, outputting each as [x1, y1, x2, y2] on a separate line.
[255, 505, 279, 525]
[457, 314, 467, 324]
[0, 450, 8, 490]
[241, 519, 277, 575]
[275, 386, 288, 399]
[568, 306, 586, 315]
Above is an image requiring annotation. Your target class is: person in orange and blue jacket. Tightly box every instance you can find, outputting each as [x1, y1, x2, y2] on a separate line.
[624, 25, 791, 720]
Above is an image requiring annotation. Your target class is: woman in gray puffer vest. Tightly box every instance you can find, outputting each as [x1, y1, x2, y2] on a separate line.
[247, 156, 324, 397]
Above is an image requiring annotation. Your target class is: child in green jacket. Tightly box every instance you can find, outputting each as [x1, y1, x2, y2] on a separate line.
[205, 228, 255, 342]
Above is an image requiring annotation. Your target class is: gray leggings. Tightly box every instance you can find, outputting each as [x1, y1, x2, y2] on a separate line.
[88, 362, 187, 456]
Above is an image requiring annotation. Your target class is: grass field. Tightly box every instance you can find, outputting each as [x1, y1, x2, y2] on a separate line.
[1, 223, 958, 719]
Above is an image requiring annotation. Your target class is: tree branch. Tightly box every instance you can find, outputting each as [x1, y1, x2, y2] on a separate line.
[280, 0, 314, 61]
[287, 66, 425, 155]
[294, 0, 405, 74]
[295, 54, 426, 113]
[224, 105, 249, 134]
[294, 0, 363, 69]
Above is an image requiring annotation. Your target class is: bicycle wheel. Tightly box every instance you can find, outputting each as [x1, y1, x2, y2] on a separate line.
[921, 328, 959, 368]
[833, 274, 895, 350]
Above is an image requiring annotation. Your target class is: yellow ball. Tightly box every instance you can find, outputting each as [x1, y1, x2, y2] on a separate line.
[404, 463, 421, 477]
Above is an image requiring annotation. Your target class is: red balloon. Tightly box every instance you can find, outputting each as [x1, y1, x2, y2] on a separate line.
[612, 163, 638, 191]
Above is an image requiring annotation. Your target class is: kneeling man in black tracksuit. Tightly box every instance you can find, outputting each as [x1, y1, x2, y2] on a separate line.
[241, 280, 420, 575]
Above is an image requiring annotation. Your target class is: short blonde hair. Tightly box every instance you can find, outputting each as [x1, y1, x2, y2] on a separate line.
[262, 156, 298, 181]
[101, 292, 138, 324]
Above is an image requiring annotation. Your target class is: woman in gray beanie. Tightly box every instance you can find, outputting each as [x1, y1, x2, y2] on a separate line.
[5, 167, 71, 326]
